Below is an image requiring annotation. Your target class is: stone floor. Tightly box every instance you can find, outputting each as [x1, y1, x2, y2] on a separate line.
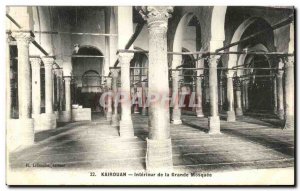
[9, 111, 294, 172]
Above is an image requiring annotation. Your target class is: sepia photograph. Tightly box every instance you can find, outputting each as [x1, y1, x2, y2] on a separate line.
[4, 3, 295, 186]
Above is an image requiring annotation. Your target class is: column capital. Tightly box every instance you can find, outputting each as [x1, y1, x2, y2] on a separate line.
[11, 32, 34, 46]
[54, 68, 63, 76]
[138, 6, 173, 30]
[118, 52, 134, 65]
[285, 57, 294, 68]
[110, 67, 120, 78]
[277, 70, 284, 77]
[208, 55, 221, 68]
[64, 76, 72, 83]
[42, 57, 55, 68]
[30, 57, 42, 68]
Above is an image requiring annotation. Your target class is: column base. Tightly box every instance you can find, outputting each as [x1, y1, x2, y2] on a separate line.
[58, 111, 72, 122]
[171, 119, 182, 125]
[142, 108, 147, 116]
[236, 108, 243, 116]
[39, 113, 57, 131]
[208, 116, 221, 134]
[106, 111, 112, 122]
[226, 110, 236, 122]
[284, 115, 294, 129]
[119, 119, 134, 138]
[196, 108, 204, 117]
[111, 114, 119, 127]
[7, 118, 34, 152]
[146, 138, 173, 171]
[278, 109, 285, 120]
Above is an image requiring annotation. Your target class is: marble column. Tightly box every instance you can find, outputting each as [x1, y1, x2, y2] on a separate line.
[195, 76, 204, 117]
[141, 81, 148, 115]
[106, 77, 113, 122]
[171, 70, 182, 124]
[140, 6, 174, 170]
[226, 73, 236, 122]
[110, 68, 120, 127]
[119, 53, 135, 137]
[218, 79, 224, 112]
[235, 77, 243, 116]
[208, 55, 221, 134]
[30, 57, 42, 131]
[244, 80, 249, 110]
[6, 36, 12, 120]
[63, 76, 72, 122]
[12, 31, 34, 145]
[277, 70, 284, 120]
[133, 85, 140, 114]
[273, 76, 278, 114]
[284, 58, 294, 129]
[41, 57, 57, 129]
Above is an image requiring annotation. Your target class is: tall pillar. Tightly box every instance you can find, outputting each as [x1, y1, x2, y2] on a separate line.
[171, 70, 182, 124]
[141, 81, 148, 115]
[110, 68, 120, 127]
[195, 76, 204, 117]
[284, 21, 294, 129]
[30, 57, 42, 131]
[139, 6, 174, 170]
[12, 31, 34, 145]
[62, 76, 72, 122]
[244, 80, 249, 110]
[41, 57, 57, 129]
[273, 75, 278, 114]
[226, 73, 236, 121]
[277, 70, 284, 120]
[106, 77, 113, 122]
[208, 55, 221, 134]
[235, 77, 243, 116]
[218, 79, 224, 112]
[119, 53, 135, 137]
[133, 85, 140, 114]
[284, 58, 294, 129]
[6, 36, 12, 120]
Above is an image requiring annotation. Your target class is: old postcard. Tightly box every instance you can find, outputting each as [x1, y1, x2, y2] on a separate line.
[5, 5, 295, 186]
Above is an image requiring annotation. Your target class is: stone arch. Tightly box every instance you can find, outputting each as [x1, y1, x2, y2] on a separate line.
[227, 17, 275, 76]
[236, 43, 270, 76]
[172, 12, 201, 69]
[76, 45, 104, 56]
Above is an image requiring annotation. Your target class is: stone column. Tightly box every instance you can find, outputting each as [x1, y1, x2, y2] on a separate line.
[119, 53, 135, 137]
[235, 77, 243, 116]
[63, 76, 72, 122]
[133, 85, 140, 114]
[139, 6, 173, 170]
[6, 36, 12, 119]
[110, 68, 120, 127]
[30, 57, 42, 130]
[41, 57, 57, 129]
[277, 70, 284, 120]
[12, 32, 34, 145]
[208, 55, 221, 134]
[284, 58, 294, 129]
[244, 80, 249, 110]
[273, 75, 278, 114]
[106, 77, 113, 122]
[226, 73, 236, 121]
[218, 79, 224, 112]
[171, 70, 182, 124]
[195, 76, 204, 117]
[141, 81, 148, 115]
[204, 76, 210, 104]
